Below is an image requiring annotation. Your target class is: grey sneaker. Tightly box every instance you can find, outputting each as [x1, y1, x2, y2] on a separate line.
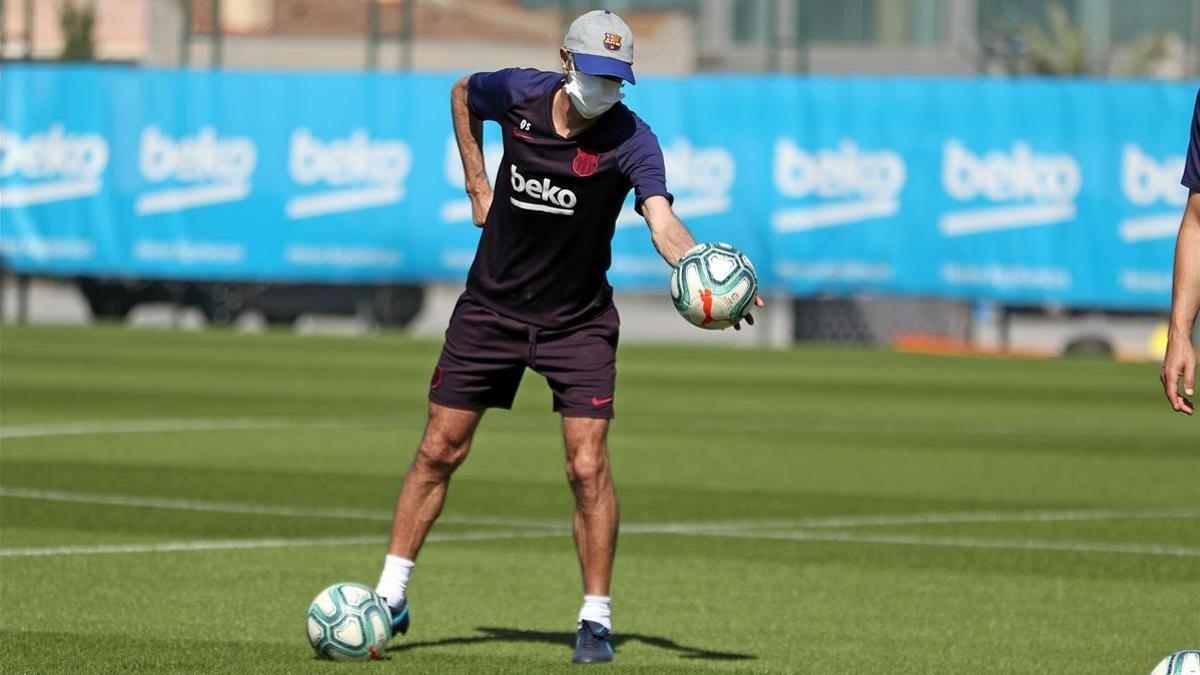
[571, 620, 614, 664]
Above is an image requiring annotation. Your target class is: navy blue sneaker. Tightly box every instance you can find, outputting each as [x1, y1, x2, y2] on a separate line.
[571, 620, 614, 664]
[388, 600, 410, 637]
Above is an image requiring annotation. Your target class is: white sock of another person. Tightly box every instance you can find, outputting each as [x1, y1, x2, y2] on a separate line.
[578, 595, 612, 631]
[375, 555, 415, 609]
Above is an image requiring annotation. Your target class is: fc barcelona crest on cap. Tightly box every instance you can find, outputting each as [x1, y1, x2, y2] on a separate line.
[573, 148, 600, 177]
[603, 33, 622, 52]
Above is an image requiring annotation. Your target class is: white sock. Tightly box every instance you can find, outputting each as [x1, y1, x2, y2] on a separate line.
[375, 555, 414, 608]
[578, 595, 612, 631]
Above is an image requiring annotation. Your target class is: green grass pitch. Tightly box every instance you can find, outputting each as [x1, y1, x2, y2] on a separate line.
[1, 324, 1197, 673]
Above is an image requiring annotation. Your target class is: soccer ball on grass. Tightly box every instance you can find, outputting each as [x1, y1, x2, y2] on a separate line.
[306, 582, 391, 661]
[670, 242, 758, 330]
[1152, 650, 1200, 675]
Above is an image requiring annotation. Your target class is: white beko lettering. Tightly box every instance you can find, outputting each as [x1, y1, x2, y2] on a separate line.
[774, 138, 905, 201]
[0, 124, 108, 208]
[140, 126, 255, 185]
[769, 138, 906, 233]
[937, 139, 1081, 237]
[509, 165, 577, 214]
[289, 129, 410, 187]
[134, 125, 256, 215]
[284, 128, 411, 219]
[942, 139, 1079, 204]
[1118, 144, 1187, 243]
[616, 138, 736, 228]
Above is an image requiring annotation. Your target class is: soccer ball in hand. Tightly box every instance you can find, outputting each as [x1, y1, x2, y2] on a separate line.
[670, 242, 758, 330]
[306, 582, 392, 661]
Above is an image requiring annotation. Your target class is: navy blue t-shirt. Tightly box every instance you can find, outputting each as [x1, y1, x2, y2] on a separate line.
[1183, 88, 1200, 192]
[464, 68, 673, 328]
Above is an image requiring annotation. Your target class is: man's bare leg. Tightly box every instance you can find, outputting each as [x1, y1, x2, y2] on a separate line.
[562, 417, 619, 618]
[387, 402, 484, 558]
[376, 403, 483, 617]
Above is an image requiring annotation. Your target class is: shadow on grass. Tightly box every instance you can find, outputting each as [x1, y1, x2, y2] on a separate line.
[387, 626, 756, 661]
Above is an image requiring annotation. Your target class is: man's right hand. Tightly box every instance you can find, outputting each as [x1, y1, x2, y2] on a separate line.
[1161, 334, 1196, 415]
[469, 189, 493, 228]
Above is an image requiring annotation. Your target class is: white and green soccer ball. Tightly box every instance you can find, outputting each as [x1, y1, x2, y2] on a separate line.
[306, 582, 392, 661]
[670, 242, 758, 330]
[1152, 650, 1200, 675]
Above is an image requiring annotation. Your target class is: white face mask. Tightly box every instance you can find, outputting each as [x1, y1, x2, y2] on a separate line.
[563, 58, 625, 119]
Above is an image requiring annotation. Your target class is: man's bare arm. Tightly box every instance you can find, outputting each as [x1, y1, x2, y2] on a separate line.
[450, 76, 492, 227]
[641, 195, 696, 266]
[642, 195, 763, 329]
[1161, 190, 1200, 415]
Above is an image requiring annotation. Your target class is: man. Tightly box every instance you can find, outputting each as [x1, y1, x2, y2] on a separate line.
[1162, 89, 1200, 416]
[372, 10, 761, 665]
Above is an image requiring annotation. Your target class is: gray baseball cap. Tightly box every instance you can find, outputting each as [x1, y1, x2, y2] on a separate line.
[563, 10, 635, 84]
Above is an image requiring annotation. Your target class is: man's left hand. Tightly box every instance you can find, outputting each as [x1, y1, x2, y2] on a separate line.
[1161, 334, 1197, 415]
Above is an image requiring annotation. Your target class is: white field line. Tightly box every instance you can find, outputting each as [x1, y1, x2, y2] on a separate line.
[3, 486, 1197, 559]
[0, 416, 1184, 440]
[670, 528, 1200, 558]
[0, 486, 565, 530]
[7, 486, 1195, 534]
[3, 526, 1194, 560]
[0, 418, 399, 440]
[626, 507, 1200, 532]
[0, 530, 563, 559]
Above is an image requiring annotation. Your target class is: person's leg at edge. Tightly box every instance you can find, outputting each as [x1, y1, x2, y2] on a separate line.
[376, 402, 484, 620]
[562, 416, 618, 633]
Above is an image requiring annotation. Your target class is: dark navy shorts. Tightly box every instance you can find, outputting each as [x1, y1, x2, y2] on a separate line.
[428, 292, 619, 419]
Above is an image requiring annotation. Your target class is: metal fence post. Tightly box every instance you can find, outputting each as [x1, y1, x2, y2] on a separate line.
[181, 0, 192, 66]
[767, 0, 780, 72]
[170, 283, 185, 329]
[1191, 0, 1200, 77]
[0, 262, 7, 324]
[400, 0, 414, 70]
[794, 0, 809, 73]
[16, 274, 29, 325]
[999, 305, 1012, 352]
[366, 0, 379, 69]
[210, 0, 221, 67]
[22, 0, 33, 59]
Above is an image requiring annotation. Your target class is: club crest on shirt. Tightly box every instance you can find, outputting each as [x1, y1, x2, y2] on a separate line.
[603, 33, 622, 52]
[573, 148, 600, 177]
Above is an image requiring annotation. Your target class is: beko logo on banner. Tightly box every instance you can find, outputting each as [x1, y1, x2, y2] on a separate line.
[770, 138, 906, 233]
[1118, 145, 1186, 243]
[939, 140, 1081, 237]
[0, 124, 108, 208]
[617, 138, 735, 228]
[285, 128, 412, 220]
[135, 126, 257, 215]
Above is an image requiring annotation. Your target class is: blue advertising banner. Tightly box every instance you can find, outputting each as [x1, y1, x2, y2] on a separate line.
[0, 64, 1193, 310]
